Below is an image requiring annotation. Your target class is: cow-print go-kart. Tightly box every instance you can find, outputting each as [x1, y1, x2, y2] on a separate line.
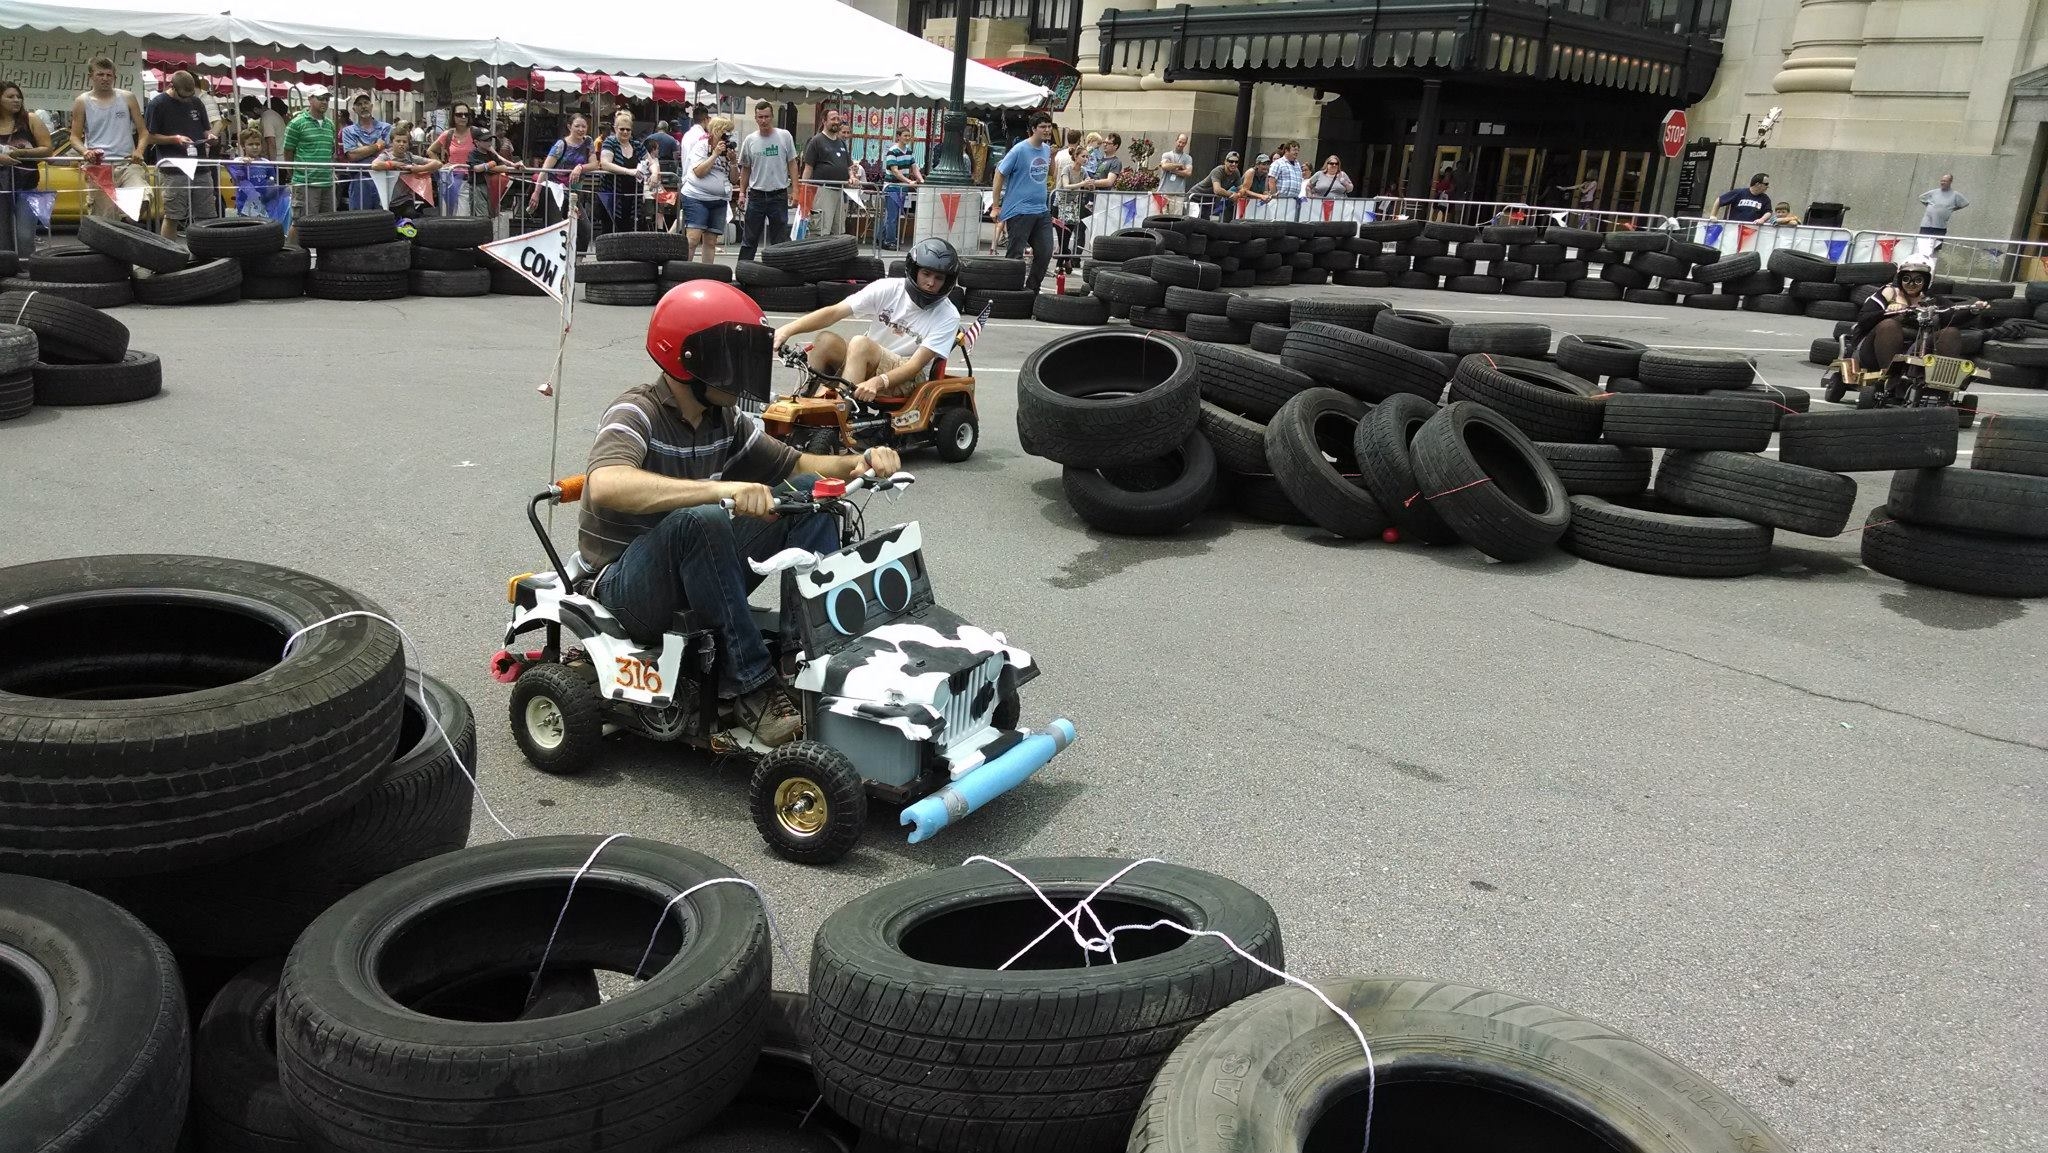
[492, 471, 1073, 864]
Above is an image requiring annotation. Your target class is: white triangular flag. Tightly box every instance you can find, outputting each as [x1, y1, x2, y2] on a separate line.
[843, 187, 863, 206]
[479, 216, 574, 303]
[112, 186, 148, 221]
[547, 181, 566, 210]
[162, 156, 197, 179]
[370, 169, 398, 209]
[1551, 212, 1570, 226]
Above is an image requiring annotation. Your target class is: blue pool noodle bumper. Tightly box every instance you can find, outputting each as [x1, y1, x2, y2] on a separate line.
[900, 719, 1076, 843]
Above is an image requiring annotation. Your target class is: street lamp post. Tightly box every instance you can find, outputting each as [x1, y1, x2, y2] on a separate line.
[927, 0, 976, 184]
[1719, 106, 1782, 191]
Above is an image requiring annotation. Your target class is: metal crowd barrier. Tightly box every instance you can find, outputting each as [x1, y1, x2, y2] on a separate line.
[1847, 229, 2048, 285]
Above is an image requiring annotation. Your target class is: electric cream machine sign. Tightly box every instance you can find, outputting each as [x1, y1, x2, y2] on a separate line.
[0, 30, 144, 109]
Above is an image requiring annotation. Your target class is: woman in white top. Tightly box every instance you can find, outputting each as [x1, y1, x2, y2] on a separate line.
[1054, 129, 1091, 269]
[680, 114, 734, 263]
[1306, 155, 1354, 198]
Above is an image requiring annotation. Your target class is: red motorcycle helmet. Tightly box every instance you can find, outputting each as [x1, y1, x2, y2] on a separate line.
[645, 280, 775, 403]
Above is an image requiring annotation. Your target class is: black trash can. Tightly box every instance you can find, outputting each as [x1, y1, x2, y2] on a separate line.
[1805, 201, 1848, 227]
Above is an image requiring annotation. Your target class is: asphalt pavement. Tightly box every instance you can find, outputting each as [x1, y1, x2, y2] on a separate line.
[4, 276, 2042, 1153]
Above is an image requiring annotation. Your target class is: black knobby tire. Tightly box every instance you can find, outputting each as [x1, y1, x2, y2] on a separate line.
[1248, 322, 1288, 353]
[1034, 292, 1109, 325]
[0, 370, 31, 421]
[749, 284, 820, 312]
[1182, 339, 1314, 422]
[763, 235, 859, 278]
[1833, 260, 1897, 286]
[1810, 337, 1841, 366]
[1624, 288, 1677, 306]
[1602, 393, 1778, 451]
[809, 857, 1282, 1153]
[410, 244, 477, 270]
[408, 216, 492, 250]
[78, 214, 190, 272]
[1417, 255, 1475, 277]
[246, 246, 312, 277]
[1655, 450, 1858, 536]
[187, 216, 286, 259]
[314, 239, 411, 275]
[1446, 354, 1606, 443]
[0, 324, 34, 377]
[1768, 248, 1836, 282]
[135, 258, 244, 305]
[1479, 224, 1540, 244]
[296, 210, 398, 249]
[1162, 286, 1229, 316]
[0, 288, 129, 363]
[1568, 278, 1623, 300]
[1267, 388, 1389, 538]
[1447, 322, 1549, 357]
[1545, 226, 1606, 251]
[1536, 441, 1653, 496]
[1630, 250, 1691, 280]
[1446, 274, 1503, 294]
[1683, 293, 1736, 311]
[660, 260, 733, 284]
[1981, 340, 2048, 368]
[1182, 313, 1253, 344]
[408, 268, 491, 297]
[1147, 255, 1205, 288]
[1092, 270, 1166, 307]
[749, 741, 868, 865]
[934, 405, 979, 462]
[278, 836, 771, 1153]
[1017, 329, 1199, 469]
[193, 960, 309, 1153]
[1372, 309, 1454, 351]
[1279, 322, 1445, 403]
[585, 282, 662, 306]
[24, 248, 129, 283]
[1776, 407, 1958, 472]
[1127, 305, 1184, 331]
[1860, 507, 2048, 596]
[1061, 431, 1219, 536]
[1554, 334, 1647, 381]
[510, 661, 605, 775]
[1749, 293, 1805, 315]
[1972, 414, 2048, 476]
[1805, 299, 1860, 321]
[1224, 295, 1290, 324]
[1887, 467, 2048, 538]
[1129, 976, 1790, 1153]
[576, 259, 657, 284]
[88, 673, 477, 959]
[0, 555, 406, 879]
[306, 270, 407, 301]
[964, 288, 1036, 319]
[1704, 384, 1810, 414]
[1408, 401, 1571, 561]
[0, 876, 190, 1153]
[1561, 495, 1776, 578]
[735, 260, 805, 288]
[1198, 403, 1268, 474]
[32, 351, 163, 405]
[593, 231, 691, 263]
[1089, 235, 1157, 263]
[1695, 251, 1760, 282]
[1288, 297, 1387, 333]
[1356, 393, 1459, 544]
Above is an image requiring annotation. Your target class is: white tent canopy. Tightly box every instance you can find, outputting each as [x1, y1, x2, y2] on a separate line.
[6, 0, 1049, 106]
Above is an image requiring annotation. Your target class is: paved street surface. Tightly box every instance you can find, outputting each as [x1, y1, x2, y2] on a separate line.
[5, 280, 2042, 1152]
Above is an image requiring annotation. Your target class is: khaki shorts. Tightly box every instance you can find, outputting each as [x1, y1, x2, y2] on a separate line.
[160, 166, 221, 224]
[807, 183, 847, 236]
[84, 162, 149, 218]
[292, 182, 337, 219]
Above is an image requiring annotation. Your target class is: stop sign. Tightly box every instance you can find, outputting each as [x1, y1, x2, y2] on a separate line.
[1661, 110, 1688, 159]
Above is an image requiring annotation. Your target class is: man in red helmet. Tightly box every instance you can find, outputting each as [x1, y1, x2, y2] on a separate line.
[579, 280, 902, 747]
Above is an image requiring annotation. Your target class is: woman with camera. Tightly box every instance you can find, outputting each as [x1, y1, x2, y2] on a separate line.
[679, 113, 735, 264]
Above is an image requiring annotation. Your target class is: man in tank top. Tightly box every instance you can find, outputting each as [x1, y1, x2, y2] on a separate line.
[66, 56, 150, 220]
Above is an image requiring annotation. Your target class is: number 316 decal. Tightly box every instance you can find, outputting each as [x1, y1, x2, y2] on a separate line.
[614, 657, 663, 694]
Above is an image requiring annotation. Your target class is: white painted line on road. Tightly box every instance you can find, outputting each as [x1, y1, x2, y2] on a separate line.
[1762, 447, 1974, 457]
[1648, 344, 1814, 353]
[1409, 308, 1662, 320]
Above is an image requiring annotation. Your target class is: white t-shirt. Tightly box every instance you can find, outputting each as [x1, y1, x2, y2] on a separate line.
[681, 136, 732, 200]
[845, 278, 961, 361]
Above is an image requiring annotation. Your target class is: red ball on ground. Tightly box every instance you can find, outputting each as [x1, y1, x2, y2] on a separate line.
[1381, 527, 1402, 544]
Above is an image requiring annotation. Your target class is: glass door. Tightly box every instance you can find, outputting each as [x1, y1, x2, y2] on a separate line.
[1495, 148, 1543, 205]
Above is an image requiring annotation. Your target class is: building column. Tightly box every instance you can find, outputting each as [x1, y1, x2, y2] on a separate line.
[1405, 78, 1443, 200]
[1231, 81, 1254, 158]
[1079, 0, 1153, 68]
[1773, 0, 1873, 93]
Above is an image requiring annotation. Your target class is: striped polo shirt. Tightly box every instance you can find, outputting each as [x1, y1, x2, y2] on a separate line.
[577, 379, 801, 567]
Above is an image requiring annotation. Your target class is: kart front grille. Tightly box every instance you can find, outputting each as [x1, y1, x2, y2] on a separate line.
[1926, 356, 1970, 390]
[938, 655, 1003, 748]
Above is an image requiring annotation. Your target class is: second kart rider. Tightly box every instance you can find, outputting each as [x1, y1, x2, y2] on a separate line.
[772, 238, 963, 405]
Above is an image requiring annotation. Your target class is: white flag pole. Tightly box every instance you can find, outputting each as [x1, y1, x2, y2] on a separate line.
[544, 199, 579, 528]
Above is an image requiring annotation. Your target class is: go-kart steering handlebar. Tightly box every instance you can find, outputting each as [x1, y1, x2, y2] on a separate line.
[717, 470, 916, 515]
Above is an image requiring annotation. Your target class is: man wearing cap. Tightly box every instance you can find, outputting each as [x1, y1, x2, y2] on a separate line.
[1242, 154, 1275, 204]
[1203, 151, 1242, 221]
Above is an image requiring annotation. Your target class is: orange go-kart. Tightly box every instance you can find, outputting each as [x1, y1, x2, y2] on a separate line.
[761, 341, 980, 462]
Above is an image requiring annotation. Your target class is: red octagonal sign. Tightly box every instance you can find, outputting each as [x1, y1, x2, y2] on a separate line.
[1661, 109, 1688, 159]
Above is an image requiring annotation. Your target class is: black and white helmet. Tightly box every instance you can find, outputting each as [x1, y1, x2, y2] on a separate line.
[1895, 257, 1934, 285]
[903, 238, 960, 308]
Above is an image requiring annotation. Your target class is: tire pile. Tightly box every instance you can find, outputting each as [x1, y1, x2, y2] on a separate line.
[640, 234, 889, 313]
[0, 292, 162, 415]
[1018, 325, 2047, 596]
[1863, 416, 2048, 597]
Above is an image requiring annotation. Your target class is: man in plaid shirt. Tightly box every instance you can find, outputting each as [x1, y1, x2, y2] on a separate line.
[1269, 140, 1304, 198]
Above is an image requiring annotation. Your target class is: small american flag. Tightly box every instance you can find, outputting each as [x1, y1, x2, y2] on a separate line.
[958, 302, 993, 351]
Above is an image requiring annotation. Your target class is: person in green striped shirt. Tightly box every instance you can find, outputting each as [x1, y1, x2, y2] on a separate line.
[280, 93, 337, 240]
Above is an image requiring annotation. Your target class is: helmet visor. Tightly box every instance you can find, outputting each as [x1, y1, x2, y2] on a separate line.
[681, 321, 775, 402]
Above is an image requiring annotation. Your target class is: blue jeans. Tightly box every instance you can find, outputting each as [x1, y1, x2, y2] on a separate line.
[1, 192, 36, 256]
[881, 185, 909, 247]
[594, 494, 839, 698]
[1003, 211, 1055, 293]
[739, 187, 789, 262]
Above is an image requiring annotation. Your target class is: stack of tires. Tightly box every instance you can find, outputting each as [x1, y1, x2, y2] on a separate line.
[0, 292, 162, 410]
[578, 231, 727, 306]
[188, 214, 304, 299]
[737, 235, 884, 313]
[300, 209, 408, 301]
[0, 553, 480, 1150]
[1863, 416, 2048, 597]
[404, 216, 494, 298]
[954, 254, 1039, 319]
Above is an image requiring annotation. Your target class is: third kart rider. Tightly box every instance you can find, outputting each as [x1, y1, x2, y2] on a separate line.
[579, 280, 901, 749]
[1849, 258, 1984, 375]
[772, 237, 963, 405]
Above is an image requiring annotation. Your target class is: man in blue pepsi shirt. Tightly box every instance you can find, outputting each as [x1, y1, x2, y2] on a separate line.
[991, 112, 1056, 295]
